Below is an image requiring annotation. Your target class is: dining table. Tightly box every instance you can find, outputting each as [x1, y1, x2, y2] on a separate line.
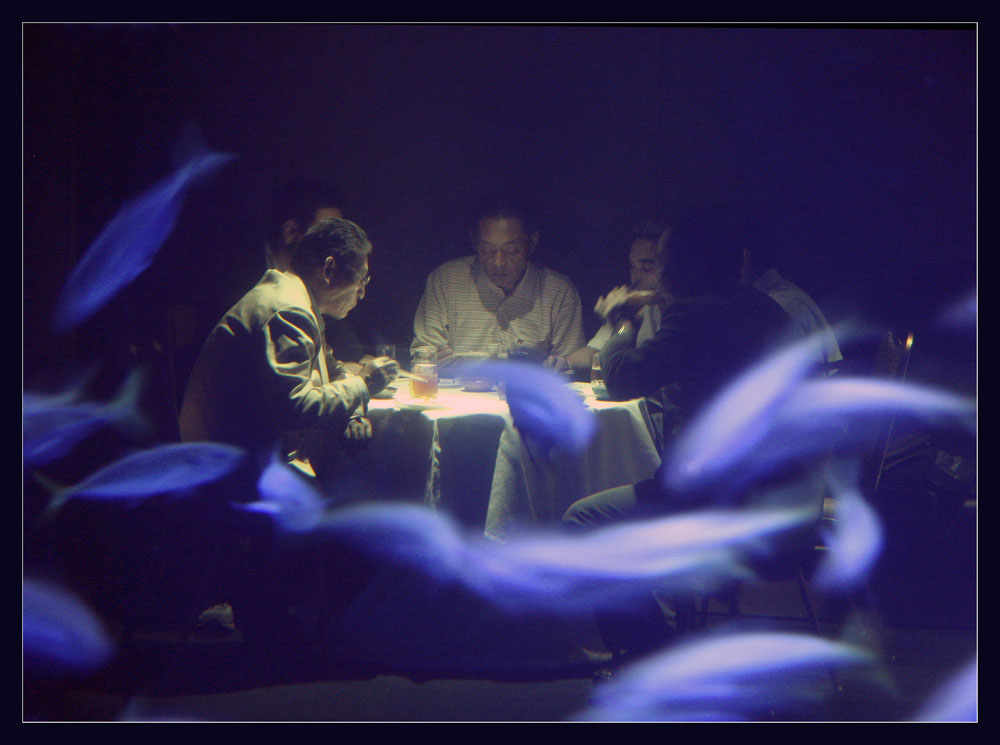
[364, 378, 663, 536]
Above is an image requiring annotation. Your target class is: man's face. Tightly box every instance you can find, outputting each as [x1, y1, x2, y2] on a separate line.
[319, 256, 369, 320]
[628, 238, 662, 291]
[474, 216, 537, 293]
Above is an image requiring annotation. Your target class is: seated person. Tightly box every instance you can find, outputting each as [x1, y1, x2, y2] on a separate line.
[564, 215, 791, 523]
[561, 215, 790, 657]
[179, 218, 398, 482]
[411, 193, 585, 373]
[739, 215, 842, 370]
[563, 218, 672, 372]
[265, 178, 345, 272]
[266, 177, 366, 364]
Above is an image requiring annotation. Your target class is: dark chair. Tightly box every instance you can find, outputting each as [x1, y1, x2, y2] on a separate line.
[698, 331, 915, 633]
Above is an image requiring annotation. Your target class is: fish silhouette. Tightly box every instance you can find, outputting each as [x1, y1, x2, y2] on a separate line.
[41, 441, 245, 516]
[52, 132, 235, 332]
[23, 577, 116, 677]
[580, 631, 875, 721]
[23, 368, 146, 466]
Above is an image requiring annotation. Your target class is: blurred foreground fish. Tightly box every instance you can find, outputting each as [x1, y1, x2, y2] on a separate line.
[938, 291, 976, 329]
[23, 577, 116, 677]
[579, 631, 875, 721]
[663, 334, 828, 494]
[238, 454, 326, 532]
[40, 442, 245, 517]
[664, 339, 976, 496]
[914, 658, 977, 722]
[23, 368, 146, 466]
[812, 472, 884, 592]
[53, 133, 235, 332]
[468, 361, 596, 454]
[318, 502, 814, 614]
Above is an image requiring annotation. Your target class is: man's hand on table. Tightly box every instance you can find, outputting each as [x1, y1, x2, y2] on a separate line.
[543, 354, 570, 373]
[361, 356, 399, 395]
[343, 415, 373, 454]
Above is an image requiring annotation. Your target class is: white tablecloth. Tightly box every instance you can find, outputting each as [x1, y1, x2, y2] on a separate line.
[369, 385, 512, 527]
[485, 387, 663, 540]
[368, 382, 662, 537]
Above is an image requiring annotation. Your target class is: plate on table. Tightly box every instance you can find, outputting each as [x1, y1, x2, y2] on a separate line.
[394, 396, 451, 411]
[437, 378, 464, 389]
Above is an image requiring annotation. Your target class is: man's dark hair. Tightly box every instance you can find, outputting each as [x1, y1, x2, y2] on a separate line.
[268, 177, 345, 249]
[292, 218, 371, 279]
[630, 217, 671, 244]
[661, 211, 744, 296]
[471, 193, 539, 237]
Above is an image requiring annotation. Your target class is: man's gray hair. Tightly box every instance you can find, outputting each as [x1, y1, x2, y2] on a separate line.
[292, 218, 371, 279]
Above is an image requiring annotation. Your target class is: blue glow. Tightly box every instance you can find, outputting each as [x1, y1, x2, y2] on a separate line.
[664, 334, 827, 493]
[23, 578, 116, 677]
[470, 361, 597, 453]
[813, 474, 885, 592]
[579, 631, 875, 721]
[48, 442, 245, 513]
[22, 369, 146, 466]
[52, 143, 235, 332]
[238, 454, 326, 532]
[665, 349, 975, 496]
[914, 658, 977, 722]
[318, 502, 814, 614]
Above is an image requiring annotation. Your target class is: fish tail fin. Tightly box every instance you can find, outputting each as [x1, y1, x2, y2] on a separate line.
[170, 121, 236, 186]
[170, 120, 210, 170]
[110, 368, 151, 439]
[31, 471, 73, 524]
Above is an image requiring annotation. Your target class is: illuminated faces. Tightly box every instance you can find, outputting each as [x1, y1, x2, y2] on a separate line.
[474, 216, 537, 294]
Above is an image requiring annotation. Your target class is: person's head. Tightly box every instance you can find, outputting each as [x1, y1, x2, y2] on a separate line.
[292, 218, 372, 319]
[469, 193, 539, 293]
[268, 178, 346, 268]
[627, 218, 672, 291]
[658, 213, 743, 300]
[738, 214, 779, 284]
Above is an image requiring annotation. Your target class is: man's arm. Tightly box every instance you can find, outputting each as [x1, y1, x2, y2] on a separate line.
[412, 269, 452, 355]
[548, 280, 586, 360]
[599, 304, 692, 401]
[264, 307, 371, 431]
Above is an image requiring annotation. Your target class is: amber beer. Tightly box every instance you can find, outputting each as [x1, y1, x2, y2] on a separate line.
[410, 362, 439, 399]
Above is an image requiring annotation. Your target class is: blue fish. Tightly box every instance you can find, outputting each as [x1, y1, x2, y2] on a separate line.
[663, 334, 827, 494]
[470, 361, 596, 454]
[52, 138, 235, 332]
[938, 291, 977, 329]
[579, 631, 875, 721]
[812, 472, 885, 592]
[23, 577, 116, 677]
[23, 368, 146, 466]
[318, 502, 814, 614]
[42, 442, 245, 516]
[238, 454, 326, 532]
[914, 658, 977, 722]
[665, 343, 975, 496]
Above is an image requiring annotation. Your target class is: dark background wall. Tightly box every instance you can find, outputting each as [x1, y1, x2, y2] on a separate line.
[23, 24, 976, 394]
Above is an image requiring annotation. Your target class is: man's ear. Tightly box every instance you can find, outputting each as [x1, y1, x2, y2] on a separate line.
[528, 231, 539, 255]
[323, 255, 339, 284]
[282, 219, 304, 248]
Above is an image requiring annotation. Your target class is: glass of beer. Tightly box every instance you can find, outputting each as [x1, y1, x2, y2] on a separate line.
[410, 347, 439, 399]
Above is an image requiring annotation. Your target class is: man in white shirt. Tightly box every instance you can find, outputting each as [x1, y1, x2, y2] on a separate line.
[740, 240, 842, 370]
[412, 194, 585, 373]
[564, 218, 672, 372]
